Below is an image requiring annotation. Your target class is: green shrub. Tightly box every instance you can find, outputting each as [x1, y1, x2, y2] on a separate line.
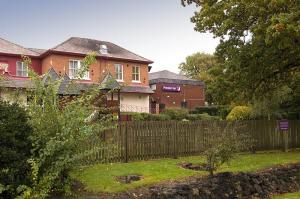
[0, 101, 33, 199]
[186, 113, 220, 121]
[190, 106, 232, 119]
[218, 105, 233, 119]
[123, 112, 171, 121]
[226, 106, 254, 121]
[148, 114, 171, 121]
[18, 54, 114, 198]
[191, 106, 219, 115]
[199, 113, 221, 120]
[124, 112, 146, 121]
[162, 108, 189, 120]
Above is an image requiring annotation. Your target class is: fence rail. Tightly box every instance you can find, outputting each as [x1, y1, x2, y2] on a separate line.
[81, 120, 300, 164]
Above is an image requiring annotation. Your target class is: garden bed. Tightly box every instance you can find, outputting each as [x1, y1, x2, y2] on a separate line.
[67, 163, 300, 199]
[72, 151, 300, 193]
[150, 163, 300, 199]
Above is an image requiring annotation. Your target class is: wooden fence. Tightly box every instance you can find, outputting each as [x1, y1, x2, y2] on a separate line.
[80, 120, 300, 164]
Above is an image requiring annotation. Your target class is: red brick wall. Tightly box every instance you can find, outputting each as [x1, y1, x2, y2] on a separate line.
[151, 82, 205, 110]
[0, 54, 42, 76]
[42, 53, 149, 86]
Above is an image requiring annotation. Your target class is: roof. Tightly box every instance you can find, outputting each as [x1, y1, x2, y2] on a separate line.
[28, 48, 47, 55]
[149, 70, 205, 86]
[121, 86, 154, 94]
[0, 78, 34, 89]
[99, 73, 121, 90]
[0, 38, 40, 56]
[50, 37, 153, 64]
[42, 68, 81, 95]
[1, 69, 153, 94]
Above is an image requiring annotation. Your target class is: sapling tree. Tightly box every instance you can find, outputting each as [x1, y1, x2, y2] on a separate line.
[17, 54, 116, 199]
[203, 122, 253, 176]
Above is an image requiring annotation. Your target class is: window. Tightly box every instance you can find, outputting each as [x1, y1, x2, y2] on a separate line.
[16, 61, 28, 77]
[69, 60, 89, 79]
[181, 101, 188, 108]
[115, 64, 123, 81]
[132, 66, 140, 82]
[150, 84, 156, 90]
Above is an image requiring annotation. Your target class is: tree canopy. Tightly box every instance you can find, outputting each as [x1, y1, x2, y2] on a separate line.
[182, 0, 300, 105]
[179, 52, 216, 81]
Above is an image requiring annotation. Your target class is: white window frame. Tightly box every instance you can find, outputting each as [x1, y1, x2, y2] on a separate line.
[69, 60, 89, 80]
[16, 61, 28, 77]
[132, 66, 140, 82]
[114, 64, 123, 81]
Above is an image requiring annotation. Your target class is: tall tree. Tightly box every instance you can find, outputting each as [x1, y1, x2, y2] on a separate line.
[179, 52, 219, 104]
[179, 52, 216, 81]
[182, 0, 300, 103]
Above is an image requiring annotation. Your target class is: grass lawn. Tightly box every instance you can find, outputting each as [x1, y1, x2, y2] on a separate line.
[272, 191, 300, 199]
[72, 151, 300, 193]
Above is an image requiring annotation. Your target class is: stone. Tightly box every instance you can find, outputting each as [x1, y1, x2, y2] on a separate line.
[149, 163, 300, 199]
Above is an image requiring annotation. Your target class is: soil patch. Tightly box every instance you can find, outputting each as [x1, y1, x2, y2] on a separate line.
[179, 162, 209, 171]
[116, 174, 142, 184]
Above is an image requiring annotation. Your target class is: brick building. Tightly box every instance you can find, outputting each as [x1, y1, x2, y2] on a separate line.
[149, 70, 205, 112]
[0, 37, 153, 112]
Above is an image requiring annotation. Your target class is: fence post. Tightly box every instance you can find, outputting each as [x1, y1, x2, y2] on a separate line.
[173, 121, 178, 159]
[283, 130, 289, 152]
[123, 122, 129, 163]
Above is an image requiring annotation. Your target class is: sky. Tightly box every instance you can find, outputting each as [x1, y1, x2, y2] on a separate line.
[0, 0, 219, 73]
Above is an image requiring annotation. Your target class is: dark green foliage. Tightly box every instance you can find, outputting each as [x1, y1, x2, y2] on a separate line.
[190, 106, 232, 119]
[185, 113, 220, 121]
[0, 101, 33, 199]
[123, 112, 220, 121]
[190, 106, 219, 116]
[179, 53, 217, 104]
[123, 112, 171, 121]
[162, 108, 189, 120]
[182, 0, 300, 108]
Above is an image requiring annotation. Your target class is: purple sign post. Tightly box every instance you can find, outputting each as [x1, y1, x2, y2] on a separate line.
[279, 120, 289, 131]
[278, 120, 289, 152]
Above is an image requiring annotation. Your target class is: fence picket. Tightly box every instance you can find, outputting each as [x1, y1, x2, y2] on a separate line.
[81, 120, 300, 164]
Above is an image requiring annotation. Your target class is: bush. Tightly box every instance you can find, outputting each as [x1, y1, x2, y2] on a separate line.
[148, 114, 171, 121]
[218, 105, 233, 119]
[162, 108, 189, 120]
[0, 101, 33, 199]
[185, 113, 220, 121]
[124, 112, 221, 121]
[191, 106, 219, 115]
[123, 112, 172, 121]
[16, 54, 115, 199]
[190, 106, 232, 119]
[226, 106, 254, 121]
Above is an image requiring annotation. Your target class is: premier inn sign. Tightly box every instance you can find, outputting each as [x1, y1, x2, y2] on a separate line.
[162, 85, 181, 92]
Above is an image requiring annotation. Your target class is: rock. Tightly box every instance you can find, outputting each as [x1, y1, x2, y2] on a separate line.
[150, 163, 300, 199]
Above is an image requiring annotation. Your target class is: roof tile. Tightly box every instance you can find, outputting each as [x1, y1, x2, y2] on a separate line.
[52, 37, 153, 63]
